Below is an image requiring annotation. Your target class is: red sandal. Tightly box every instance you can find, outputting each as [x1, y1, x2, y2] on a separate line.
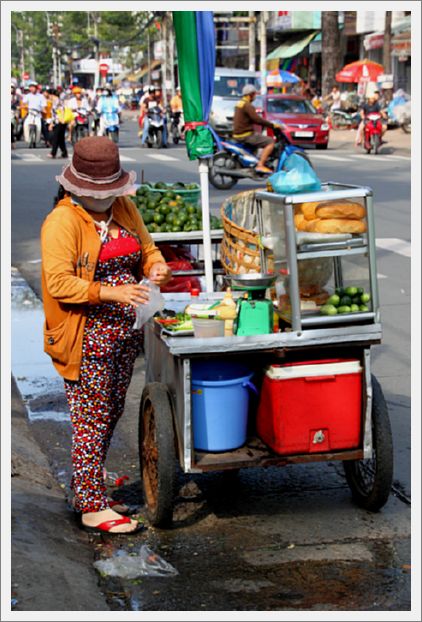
[81, 515, 143, 535]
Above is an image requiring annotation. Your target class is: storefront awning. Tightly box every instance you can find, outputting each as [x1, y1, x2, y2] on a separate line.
[125, 59, 161, 82]
[266, 31, 319, 60]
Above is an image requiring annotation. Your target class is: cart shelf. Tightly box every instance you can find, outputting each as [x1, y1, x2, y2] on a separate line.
[193, 435, 364, 472]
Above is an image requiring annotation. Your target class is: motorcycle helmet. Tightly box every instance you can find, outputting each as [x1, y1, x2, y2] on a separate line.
[242, 84, 257, 96]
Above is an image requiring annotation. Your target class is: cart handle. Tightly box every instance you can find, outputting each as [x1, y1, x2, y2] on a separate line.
[243, 380, 259, 395]
[304, 375, 336, 382]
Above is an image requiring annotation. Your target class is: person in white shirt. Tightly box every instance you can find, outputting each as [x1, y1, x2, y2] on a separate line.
[22, 81, 46, 144]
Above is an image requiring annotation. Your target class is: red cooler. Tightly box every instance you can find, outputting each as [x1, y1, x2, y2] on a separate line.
[256, 359, 363, 455]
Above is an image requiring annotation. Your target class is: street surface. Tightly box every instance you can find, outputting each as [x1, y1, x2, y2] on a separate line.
[11, 113, 411, 611]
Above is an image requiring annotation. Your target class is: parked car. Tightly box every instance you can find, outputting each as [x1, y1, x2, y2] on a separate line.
[254, 94, 330, 149]
[209, 67, 261, 137]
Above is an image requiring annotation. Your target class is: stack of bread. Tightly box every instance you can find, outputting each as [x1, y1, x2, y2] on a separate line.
[294, 200, 367, 234]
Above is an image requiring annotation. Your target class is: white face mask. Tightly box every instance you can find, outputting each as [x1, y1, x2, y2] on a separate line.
[74, 195, 115, 213]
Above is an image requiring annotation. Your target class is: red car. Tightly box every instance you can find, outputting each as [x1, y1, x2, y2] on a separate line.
[254, 94, 330, 149]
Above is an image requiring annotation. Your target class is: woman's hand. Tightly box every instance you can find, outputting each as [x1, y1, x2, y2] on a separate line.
[148, 262, 172, 286]
[99, 283, 150, 307]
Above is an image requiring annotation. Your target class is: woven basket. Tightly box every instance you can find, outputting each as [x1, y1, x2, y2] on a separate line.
[220, 189, 274, 275]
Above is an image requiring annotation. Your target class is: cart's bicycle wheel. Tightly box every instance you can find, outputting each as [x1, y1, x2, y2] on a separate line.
[343, 375, 393, 511]
[139, 382, 176, 527]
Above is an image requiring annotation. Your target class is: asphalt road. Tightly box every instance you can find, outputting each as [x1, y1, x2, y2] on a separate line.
[10, 116, 412, 612]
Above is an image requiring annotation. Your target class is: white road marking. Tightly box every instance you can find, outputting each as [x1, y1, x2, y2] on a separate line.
[376, 238, 411, 258]
[27, 259, 42, 264]
[311, 154, 351, 162]
[349, 154, 402, 163]
[119, 155, 137, 162]
[145, 153, 179, 162]
[382, 154, 411, 161]
[15, 153, 43, 162]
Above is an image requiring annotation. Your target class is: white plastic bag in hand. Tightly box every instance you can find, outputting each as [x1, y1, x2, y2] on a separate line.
[133, 278, 165, 330]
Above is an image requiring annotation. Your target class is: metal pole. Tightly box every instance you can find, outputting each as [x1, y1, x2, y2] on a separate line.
[260, 12, 267, 95]
[162, 15, 167, 104]
[169, 23, 175, 95]
[147, 29, 151, 85]
[248, 11, 256, 71]
[198, 161, 214, 292]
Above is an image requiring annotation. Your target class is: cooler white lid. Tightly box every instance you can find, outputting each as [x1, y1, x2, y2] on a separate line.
[265, 360, 362, 380]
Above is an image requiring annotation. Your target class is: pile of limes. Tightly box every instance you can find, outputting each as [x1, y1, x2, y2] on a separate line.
[320, 286, 371, 316]
[133, 182, 222, 233]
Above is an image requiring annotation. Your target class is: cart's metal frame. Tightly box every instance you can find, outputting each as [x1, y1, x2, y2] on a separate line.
[143, 181, 381, 475]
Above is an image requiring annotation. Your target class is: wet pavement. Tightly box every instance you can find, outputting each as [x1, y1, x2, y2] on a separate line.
[11, 268, 412, 612]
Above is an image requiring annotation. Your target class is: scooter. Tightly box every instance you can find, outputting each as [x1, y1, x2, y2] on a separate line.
[363, 112, 383, 154]
[170, 111, 184, 144]
[24, 108, 42, 148]
[102, 113, 119, 143]
[208, 127, 312, 190]
[329, 108, 361, 130]
[146, 106, 165, 149]
[72, 108, 90, 144]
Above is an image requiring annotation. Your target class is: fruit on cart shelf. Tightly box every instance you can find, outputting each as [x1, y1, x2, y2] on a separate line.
[134, 182, 222, 233]
[320, 286, 372, 315]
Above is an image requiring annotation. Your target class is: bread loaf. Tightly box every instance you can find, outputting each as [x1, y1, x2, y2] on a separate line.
[299, 201, 323, 221]
[306, 218, 367, 234]
[315, 200, 366, 220]
[294, 213, 306, 229]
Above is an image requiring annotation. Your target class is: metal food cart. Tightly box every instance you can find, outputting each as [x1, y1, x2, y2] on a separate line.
[139, 183, 394, 528]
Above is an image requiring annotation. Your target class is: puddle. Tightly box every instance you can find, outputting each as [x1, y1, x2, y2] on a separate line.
[11, 268, 69, 422]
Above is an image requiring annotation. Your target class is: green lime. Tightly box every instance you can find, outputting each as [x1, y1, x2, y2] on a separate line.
[327, 294, 340, 307]
[350, 304, 360, 312]
[360, 304, 369, 312]
[186, 204, 196, 215]
[143, 210, 155, 224]
[153, 213, 165, 225]
[337, 305, 351, 314]
[345, 286, 358, 296]
[356, 287, 364, 295]
[360, 293, 371, 303]
[320, 304, 338, 316]
[351, 296, 361, 305]
[340, 296, 352, 307]
[335, 287, 345, 297]
[159, 204, 171, 215]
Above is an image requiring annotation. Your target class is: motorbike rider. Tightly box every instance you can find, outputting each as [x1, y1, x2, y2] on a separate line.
[11, 84, 20, 148]
[170, 86, 184, 138]
[140, 87, 168, 147]
[47, 93, 74, 159]
[96, 87, 121, 137]
[22, 81, 46, 145]
[355, 93, 387, 147]
[232, 84, 276, 174]
[41, 87, 54, 147]
[69, 86, 91, 140]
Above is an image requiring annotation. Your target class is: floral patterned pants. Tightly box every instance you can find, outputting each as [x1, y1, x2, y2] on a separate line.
[64, 333, 141, 513]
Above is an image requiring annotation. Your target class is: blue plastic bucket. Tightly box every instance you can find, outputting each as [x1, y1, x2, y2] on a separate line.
[191, 360, 257, 452]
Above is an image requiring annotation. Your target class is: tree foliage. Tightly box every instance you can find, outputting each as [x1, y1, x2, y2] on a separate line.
[11, 10, 155, 83]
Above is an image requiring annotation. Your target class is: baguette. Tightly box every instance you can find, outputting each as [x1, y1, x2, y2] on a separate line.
[306, 218, 367, 234]
[315, 200, 366, 220]
[299, 201, 323, 221]
[294, 213, 306, 229]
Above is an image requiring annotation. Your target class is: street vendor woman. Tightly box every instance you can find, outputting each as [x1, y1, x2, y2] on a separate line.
[41, 136, 172, 535]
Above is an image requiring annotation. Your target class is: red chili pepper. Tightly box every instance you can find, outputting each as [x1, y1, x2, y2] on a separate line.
[115, 475, 129, 487]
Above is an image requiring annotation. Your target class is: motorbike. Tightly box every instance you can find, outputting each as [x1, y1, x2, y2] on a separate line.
[363, 112, 383, 154]
[208, 127, 312, 190]
[387, 90, 411, 134]
[170, 111, 184, 144]
[145, 106, 165, 149]
[24, 108, 42, 148]
[72, 108, 90, 144]
[329, 108, 361, 130]
[102, 113, 120, 143]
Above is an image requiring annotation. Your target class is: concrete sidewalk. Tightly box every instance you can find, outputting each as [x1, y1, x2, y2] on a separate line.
[11, 376, 108, 612]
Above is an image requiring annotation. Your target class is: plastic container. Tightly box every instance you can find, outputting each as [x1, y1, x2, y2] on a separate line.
[191, 360, 257, 451]
[256, 359, 362, 455]
[192, 318, 225, 338]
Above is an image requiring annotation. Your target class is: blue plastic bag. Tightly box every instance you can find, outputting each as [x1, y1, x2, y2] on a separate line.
[269, 153, 321, 194]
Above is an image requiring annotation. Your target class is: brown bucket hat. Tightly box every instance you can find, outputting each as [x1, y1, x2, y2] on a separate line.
[56, 136, 136, 198]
